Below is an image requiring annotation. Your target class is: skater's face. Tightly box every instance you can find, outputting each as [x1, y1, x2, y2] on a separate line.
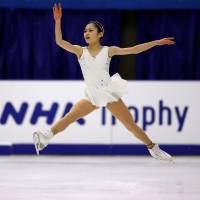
[84, 23, 103, 44]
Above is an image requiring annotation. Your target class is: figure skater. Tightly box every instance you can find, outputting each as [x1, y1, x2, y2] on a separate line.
[33, 3, 175, 160]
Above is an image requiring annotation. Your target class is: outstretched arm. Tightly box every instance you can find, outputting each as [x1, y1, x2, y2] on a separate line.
[109, 38, 175, 57]
[53, 3, 82, 58]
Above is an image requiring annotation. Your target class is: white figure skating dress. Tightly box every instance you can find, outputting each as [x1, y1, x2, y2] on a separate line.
[78, 46, 128, 107]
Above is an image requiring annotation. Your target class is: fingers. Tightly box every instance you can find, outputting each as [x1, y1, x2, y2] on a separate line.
[166, 37, 175, 40]
[167, 40, 175, 45]
[162, 37, 175, 45]
[53, 2, 62, 11]
[158, 38, 175, 46]
[58, 3, 62, 9]
[163, 37, 175, 41]
[53, 4, 56, 12]
[168, 38, 175, 44]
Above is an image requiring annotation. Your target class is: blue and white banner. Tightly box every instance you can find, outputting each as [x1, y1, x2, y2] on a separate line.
[0, 81, 199, 147]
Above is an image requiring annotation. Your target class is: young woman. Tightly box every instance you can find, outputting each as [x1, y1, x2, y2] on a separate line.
[33, 3, 175, 160]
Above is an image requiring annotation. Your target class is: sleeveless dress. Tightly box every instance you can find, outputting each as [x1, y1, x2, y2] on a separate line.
[78, 46, 128, 107]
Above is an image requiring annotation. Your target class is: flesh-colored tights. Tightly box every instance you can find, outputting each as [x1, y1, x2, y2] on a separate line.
[51, 98, 152, 145]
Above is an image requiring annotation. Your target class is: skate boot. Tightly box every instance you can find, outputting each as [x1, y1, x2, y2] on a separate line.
[148, 144, 173, 161]
[33, 130, 54, 155]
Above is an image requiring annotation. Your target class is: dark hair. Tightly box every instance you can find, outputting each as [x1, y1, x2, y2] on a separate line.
[89, 20, 104, 33]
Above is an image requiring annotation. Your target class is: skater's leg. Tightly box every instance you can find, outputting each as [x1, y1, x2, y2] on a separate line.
[33, 99, 98, 154]
[106, 98, 152, 145]
[106, 98, 172, 161]
[51, 99, 99, 134]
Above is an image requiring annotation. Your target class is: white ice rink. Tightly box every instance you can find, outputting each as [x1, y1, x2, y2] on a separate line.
[0, 156, 200, 200]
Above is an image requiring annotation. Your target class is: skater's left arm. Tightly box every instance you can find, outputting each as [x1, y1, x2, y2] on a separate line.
[108, 37, 175, 57]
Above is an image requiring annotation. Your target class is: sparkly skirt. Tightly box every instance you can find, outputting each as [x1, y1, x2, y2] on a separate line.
[84, 73, 128, 107]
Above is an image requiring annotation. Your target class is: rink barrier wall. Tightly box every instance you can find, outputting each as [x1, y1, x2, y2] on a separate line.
[1, 81, 200, 154]
[0, 144, 200, 156]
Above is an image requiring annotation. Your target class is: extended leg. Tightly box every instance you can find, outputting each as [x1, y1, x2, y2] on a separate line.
[106, 99, 172, 161]
[33, 99, 98, 154]
[51, 99, 98, 134]
[106, 98, 152, 145]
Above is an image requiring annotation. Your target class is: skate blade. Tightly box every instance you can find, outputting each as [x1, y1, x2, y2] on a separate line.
[150, 151, 173, 162]
[161, 152, 173, 162]
[33, 132, 40, 156]
[155, 154, 173, 163]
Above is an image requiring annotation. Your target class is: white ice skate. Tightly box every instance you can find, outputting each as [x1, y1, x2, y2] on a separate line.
[148, 144, 173, 161]
[33, 130, 53, 155]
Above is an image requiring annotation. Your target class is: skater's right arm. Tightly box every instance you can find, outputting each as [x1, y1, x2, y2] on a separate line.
[53, 3, 82, 58]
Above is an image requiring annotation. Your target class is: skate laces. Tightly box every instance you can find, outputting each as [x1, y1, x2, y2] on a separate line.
[41, 130, 53, 138]
[147, 142, 155, 149]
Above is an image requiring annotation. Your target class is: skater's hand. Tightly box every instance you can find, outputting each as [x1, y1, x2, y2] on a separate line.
[156, 37, 175, 46]
[53, 3, 62, 21]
